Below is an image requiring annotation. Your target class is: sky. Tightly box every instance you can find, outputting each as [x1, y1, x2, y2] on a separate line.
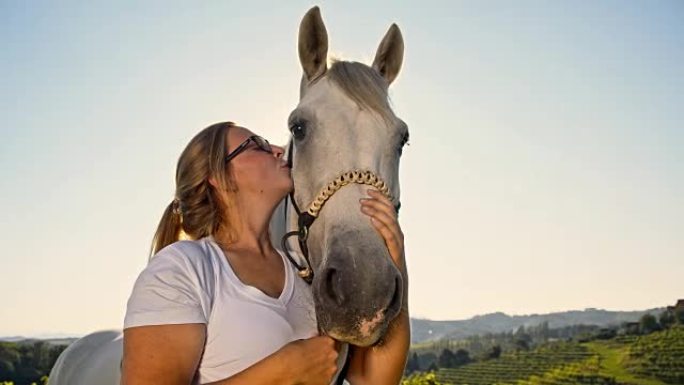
[1, 0, 682, 337]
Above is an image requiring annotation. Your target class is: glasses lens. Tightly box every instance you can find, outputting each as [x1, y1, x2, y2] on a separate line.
[253, 136, 272, 153]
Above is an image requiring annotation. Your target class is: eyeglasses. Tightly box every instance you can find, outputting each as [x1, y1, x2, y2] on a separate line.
[225, 135, 273, 163]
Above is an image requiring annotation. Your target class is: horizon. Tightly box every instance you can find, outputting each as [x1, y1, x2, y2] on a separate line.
[2, 1, 682, 337]
[2, 302, 676, 340]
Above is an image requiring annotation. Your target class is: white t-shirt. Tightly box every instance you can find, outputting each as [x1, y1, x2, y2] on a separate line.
[124, 235, 349, 384]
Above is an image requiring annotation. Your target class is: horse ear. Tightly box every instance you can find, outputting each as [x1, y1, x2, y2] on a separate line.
[372, 24, 404, 85]
[298, 6, 328, 82]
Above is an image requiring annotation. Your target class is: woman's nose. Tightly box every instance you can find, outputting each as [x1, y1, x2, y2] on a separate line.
[272, 145, 285, 158]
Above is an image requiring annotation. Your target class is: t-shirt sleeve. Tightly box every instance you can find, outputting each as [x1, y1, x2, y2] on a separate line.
[124, 245, 211, 329]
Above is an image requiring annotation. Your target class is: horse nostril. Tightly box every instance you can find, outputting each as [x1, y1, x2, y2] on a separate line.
[322, 267, 345, 306]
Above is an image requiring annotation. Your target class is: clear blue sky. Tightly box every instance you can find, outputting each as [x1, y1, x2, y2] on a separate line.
[1, 1, 682, 337]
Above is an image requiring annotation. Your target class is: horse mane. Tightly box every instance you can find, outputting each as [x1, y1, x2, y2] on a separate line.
[326, 60, 395, 124]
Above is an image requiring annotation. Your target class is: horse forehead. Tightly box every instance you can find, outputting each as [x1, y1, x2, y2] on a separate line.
[299, 79, 394, 135]
[298, 77, 355, 112]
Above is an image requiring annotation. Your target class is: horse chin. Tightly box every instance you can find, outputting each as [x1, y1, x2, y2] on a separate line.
[323, 312, 390, 347]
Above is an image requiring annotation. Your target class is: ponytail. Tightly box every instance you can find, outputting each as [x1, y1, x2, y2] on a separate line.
[149, 199, 183, 258]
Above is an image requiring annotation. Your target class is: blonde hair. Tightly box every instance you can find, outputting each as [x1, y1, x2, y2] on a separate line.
[150, 121, 240, 256]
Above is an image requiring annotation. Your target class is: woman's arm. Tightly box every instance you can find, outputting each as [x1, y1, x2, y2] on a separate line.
[122, 323, 340, 385]
[347, 189, 411, 385]
[347, 283, 410, 385]
[208, 336, 340, 385]
[122, 323, 206, 385]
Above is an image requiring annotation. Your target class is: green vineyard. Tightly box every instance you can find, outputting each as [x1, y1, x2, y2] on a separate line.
[623, 325, 684, 384]
[429, 325, 684, 385]
[435, 341, 599, 384]
[518, 356, 617, 385]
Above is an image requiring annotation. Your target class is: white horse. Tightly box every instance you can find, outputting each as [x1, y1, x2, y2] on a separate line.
[48, 6, 406, 384]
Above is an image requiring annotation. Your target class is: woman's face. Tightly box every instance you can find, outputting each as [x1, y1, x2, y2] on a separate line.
[226, 126, 293, 202]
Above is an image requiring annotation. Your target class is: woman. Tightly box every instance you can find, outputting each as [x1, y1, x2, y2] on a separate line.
[121, 121, 409, 385]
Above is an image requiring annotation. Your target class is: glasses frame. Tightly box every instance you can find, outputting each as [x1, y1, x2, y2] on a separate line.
[224, 135, 273, 163]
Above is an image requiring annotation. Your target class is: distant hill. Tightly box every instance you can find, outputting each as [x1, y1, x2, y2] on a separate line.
[410, 307, 665, 344]
[1, 307, 666, 346]
[0, 336, 27, 342]
[0, 336, 79, 346]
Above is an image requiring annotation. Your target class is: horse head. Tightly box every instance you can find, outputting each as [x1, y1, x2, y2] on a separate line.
[284, 6, 409, 347]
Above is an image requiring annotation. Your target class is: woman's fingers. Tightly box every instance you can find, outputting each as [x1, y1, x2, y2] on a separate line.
[361, 191, 398, 223]
[365, 189, 396, 215]
[360, 191, 405, 267]
[361, 203, 403, 242]
[370, 216, 404, 266]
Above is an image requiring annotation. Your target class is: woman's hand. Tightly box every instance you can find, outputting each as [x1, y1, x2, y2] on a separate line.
[202, 335, 340, 385]
[276, 335, 340, 385]
[349, 189, 410, 385]
[360, 189, 405, 270]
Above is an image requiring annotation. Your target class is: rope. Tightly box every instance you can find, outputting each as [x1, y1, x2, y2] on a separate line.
[306, 170, 394, 217]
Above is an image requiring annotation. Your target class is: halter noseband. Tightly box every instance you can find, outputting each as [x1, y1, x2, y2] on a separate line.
[281, 140, 400, 284]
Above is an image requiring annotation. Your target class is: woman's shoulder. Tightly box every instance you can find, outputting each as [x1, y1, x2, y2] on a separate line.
[125, 238, 217, 329]
[143, 238, 220, 291]
[151, 237, 218, 268]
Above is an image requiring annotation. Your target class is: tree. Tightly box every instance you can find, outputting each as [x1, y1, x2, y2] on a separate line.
[675, 307, 684, 324]
[0, 343, 20, 383]
[596, 328, 617, 340]
[515, 338, 530, 351]
[486, 345, 502, 360]
[640, 313, 659, 334]
[515, 325, 526, 336]
[659, 310, 676, 329]
[405, 352, 420, 373]
[418, 352, 437, 372]
[438, 348, 455, 368]
[453, 349, 471, 367]
[0, 341, 66, 385]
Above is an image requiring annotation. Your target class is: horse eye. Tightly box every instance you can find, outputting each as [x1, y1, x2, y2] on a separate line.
[290, 122, 306, 140]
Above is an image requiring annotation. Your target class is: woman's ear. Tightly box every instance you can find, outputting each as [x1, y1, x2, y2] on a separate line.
[208, 177, 219, 189]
